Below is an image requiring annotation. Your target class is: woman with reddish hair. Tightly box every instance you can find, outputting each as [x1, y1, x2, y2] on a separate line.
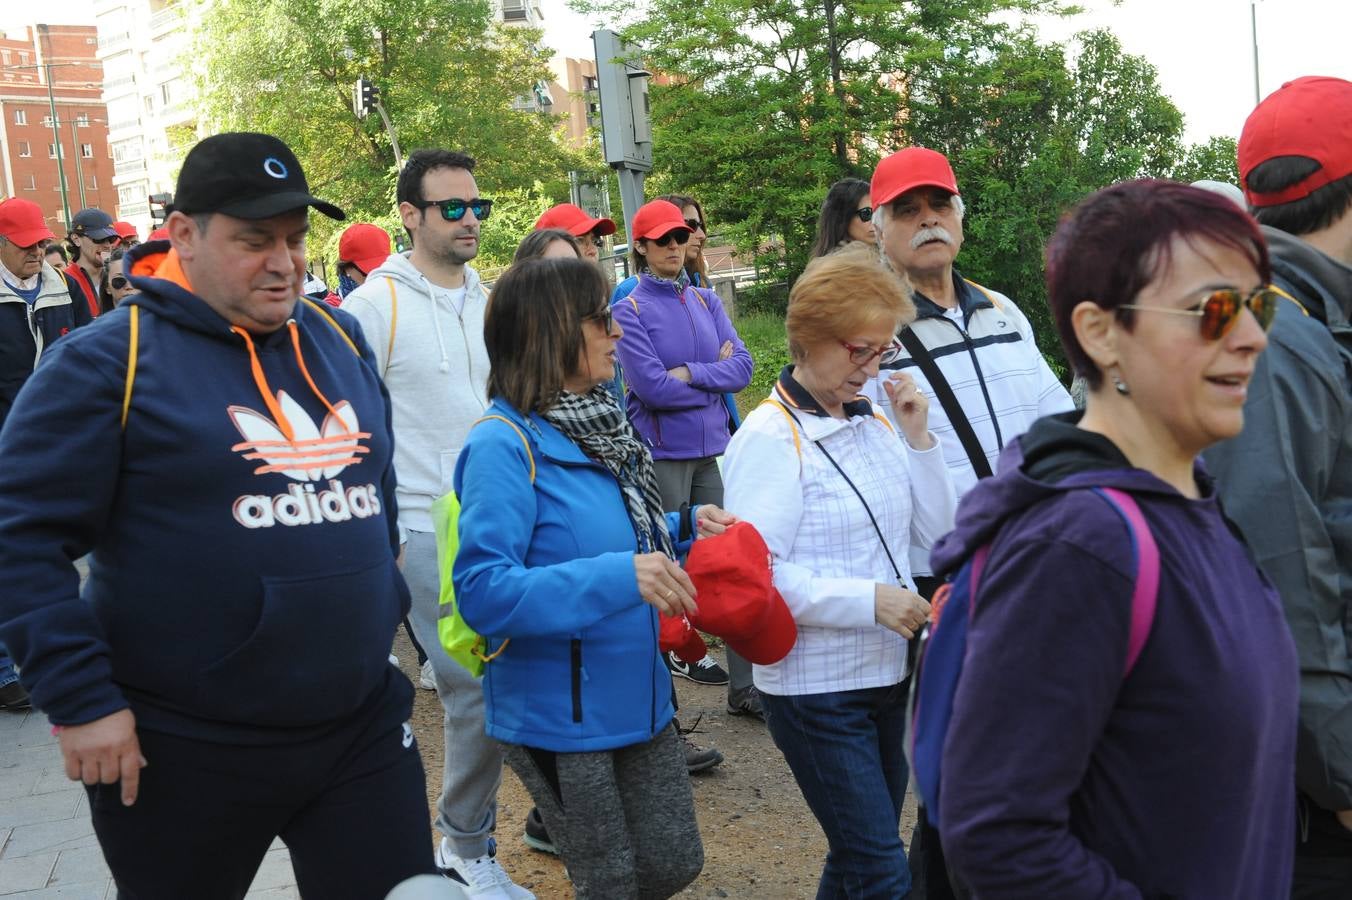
[935, 179, 1298, 897]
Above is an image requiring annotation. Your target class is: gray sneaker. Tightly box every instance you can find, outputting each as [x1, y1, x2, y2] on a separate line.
[727, 685, 765, 722]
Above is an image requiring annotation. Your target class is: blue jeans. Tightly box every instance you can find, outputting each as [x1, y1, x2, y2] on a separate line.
[0, 644, 18, 687]
[763, 682, 912, 900]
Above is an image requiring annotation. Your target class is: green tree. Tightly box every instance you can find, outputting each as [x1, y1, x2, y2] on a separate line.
[1172, 136, 1241, 187]
[192, 0, 593, 267]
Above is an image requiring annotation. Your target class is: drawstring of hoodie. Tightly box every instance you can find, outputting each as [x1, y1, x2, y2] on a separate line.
[419, 272, 452, 374]
[230, 322, 353, 439]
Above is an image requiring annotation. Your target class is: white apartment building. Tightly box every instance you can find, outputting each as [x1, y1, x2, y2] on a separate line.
[94, 0, 200, 233]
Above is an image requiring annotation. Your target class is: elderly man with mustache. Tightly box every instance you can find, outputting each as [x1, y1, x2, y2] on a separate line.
[862, 147, 1072, 897]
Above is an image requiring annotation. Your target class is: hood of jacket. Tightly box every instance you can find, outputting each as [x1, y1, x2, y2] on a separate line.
[931, 411, 1212, 577]
[1264, 226, 1352, 332]
[363, 250, 484, 300]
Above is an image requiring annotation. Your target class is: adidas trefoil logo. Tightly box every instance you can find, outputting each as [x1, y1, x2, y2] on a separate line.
[228, 390, 381, 529]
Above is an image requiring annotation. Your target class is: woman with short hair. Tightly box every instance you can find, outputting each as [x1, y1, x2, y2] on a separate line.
[936, 179, 1297, 896]
[454, 256, 732, 899]
[722, 242, 955, 898]
[809, 178, 875, 258]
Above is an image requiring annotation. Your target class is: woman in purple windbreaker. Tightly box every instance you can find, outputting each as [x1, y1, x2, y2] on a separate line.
[933, 179, 1299, 898]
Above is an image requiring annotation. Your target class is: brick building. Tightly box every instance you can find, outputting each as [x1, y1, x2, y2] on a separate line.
[0, 24, 115, 239]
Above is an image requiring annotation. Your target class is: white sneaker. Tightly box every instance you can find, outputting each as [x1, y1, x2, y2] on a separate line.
[436, 839, 535, 899]
[419, 659, 437, 691]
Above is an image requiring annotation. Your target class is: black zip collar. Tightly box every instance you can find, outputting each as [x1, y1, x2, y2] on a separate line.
[776, 365, 873, 419]
[911, 269, 993, 325]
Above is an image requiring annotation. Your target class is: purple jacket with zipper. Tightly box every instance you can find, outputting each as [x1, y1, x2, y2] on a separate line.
[612, 273, 752, 460]
[933, 413, 1297, 899]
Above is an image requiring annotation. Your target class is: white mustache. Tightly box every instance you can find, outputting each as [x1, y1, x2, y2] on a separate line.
[911, 227, 954, 249]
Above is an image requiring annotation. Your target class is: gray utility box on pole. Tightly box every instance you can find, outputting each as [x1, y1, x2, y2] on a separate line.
[593, 29, 652, 238]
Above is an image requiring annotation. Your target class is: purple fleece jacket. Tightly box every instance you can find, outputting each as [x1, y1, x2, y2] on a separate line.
[612, 274, 752, 460]
[932, 413, 1297, 899]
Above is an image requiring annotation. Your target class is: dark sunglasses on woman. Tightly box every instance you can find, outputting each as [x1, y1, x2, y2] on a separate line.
[854, 207, 873, 223]
[684, 218, 705, 232]
[1119, 286, 1280, 341]
[411, 197, 494, 222]
[110, 276, 129, 290]
[584, 307, 615, 334]
[651, 230, 690, 248]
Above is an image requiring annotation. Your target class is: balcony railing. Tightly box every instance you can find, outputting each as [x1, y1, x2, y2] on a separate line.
[150, 7, 182, 33]
[108, 118, 141, 133]
[98, 32, 130, 50]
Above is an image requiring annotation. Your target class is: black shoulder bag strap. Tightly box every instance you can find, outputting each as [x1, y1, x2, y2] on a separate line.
[777, 401, 907, 588]
[897, 328, 993, 480]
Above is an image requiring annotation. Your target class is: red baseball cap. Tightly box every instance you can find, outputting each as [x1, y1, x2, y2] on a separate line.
[338, 223, 393, 275]
[534, 203, 616, 237]
[630, 200, 692, 242]
[148, 226, 170, 241]
[0, 198, 55, 247]
[1239, 76, 1352, 208]
[659, 612, 708, 664]
[685, 522, 797, 666]
[871, 147, 960, 207]
[112, 221, 138, 240]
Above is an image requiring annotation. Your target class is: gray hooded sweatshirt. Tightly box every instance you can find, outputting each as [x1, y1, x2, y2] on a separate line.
[342, 252, 489, 532]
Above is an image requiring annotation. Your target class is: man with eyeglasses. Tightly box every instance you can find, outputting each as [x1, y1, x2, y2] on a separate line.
[532, 202, 615, 264]
[1202, 76, 1352, 898]
[344, 149, 533, 900]
[865, 146, 1070, 899]
[63, 207, 120, 320]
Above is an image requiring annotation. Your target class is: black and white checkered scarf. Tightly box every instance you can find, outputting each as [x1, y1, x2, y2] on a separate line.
[543, 386, 676, 559]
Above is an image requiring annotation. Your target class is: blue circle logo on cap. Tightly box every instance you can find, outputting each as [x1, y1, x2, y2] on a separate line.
[262, 157, 289, 180]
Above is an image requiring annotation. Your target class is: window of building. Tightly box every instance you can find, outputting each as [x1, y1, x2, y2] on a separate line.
[23, 174, 35, 191]
[48, 143, 58, 159]
[81, 143, 93, 158]
[144, 95, 154, 114]
[118, 182, 148, 207]
[112, 138, 143, 164]
[1, 50, 11, 66]
[76, 112, 90, 126]
[14, 108, 26, 125]
[501, 0, 529, 20]
[42, 115, 53, 127]
[18, 141, 30, 157]
[87, 175, 98, 189]
[18, 52, 28, 65]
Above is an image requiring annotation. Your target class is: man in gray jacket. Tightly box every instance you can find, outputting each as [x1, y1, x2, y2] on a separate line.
[344, 150, 532, 900]
[1204, 76, 1352, 897]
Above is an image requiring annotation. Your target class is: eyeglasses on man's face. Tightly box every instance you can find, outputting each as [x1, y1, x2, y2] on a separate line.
[412, 197, 494, 222]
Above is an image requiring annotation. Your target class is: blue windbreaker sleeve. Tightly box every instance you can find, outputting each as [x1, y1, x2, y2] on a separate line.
[0, 337, 129, 726]
[452, 420, 645, 638]
[684, 290, 754, 394]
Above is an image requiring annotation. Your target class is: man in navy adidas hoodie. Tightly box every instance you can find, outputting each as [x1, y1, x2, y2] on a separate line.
[0, 133, 436, 898]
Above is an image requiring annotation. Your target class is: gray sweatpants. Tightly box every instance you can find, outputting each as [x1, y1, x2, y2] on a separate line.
[404, 529, 502, 859]
[653, 456, 753, 693]
[505, 725, 703, 899]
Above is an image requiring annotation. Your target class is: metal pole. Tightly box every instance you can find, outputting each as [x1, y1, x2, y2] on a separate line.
[374, 100, 403, 169]
[614, 167, 645, 239]
[71, 118, 87, 210]
[43, 62, 72, 231]
[1251, 1, 1261, 105]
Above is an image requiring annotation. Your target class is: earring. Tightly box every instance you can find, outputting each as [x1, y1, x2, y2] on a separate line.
[1111, 371, 1130, 396]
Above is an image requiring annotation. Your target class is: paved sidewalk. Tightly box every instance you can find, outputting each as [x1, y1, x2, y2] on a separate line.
[0, 708, 298, 899]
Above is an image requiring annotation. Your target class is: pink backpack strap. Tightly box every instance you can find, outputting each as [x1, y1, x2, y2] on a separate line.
[1095, 488, 1160, 676]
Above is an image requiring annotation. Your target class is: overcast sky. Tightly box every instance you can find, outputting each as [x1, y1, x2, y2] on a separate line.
[10, 0, 1351, 144]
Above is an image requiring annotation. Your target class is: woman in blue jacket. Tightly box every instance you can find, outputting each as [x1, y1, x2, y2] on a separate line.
[453, 257, 732, 899]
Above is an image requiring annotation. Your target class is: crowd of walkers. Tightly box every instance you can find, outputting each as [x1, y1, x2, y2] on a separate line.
[0, 72, 1349, 900]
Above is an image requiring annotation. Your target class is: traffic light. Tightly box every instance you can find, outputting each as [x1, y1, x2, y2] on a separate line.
[354, 77, 380, 120]
[149, 192, 173, 227]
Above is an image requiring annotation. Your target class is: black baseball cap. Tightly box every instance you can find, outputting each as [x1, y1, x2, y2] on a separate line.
[71, 208, 118, 240]
[173, 132, 345, 221]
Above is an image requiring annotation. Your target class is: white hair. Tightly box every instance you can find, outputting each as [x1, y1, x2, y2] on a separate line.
[872, 193, 965, 238]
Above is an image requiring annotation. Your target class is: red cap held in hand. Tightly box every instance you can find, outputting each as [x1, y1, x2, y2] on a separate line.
[685, 522, 796, 666]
